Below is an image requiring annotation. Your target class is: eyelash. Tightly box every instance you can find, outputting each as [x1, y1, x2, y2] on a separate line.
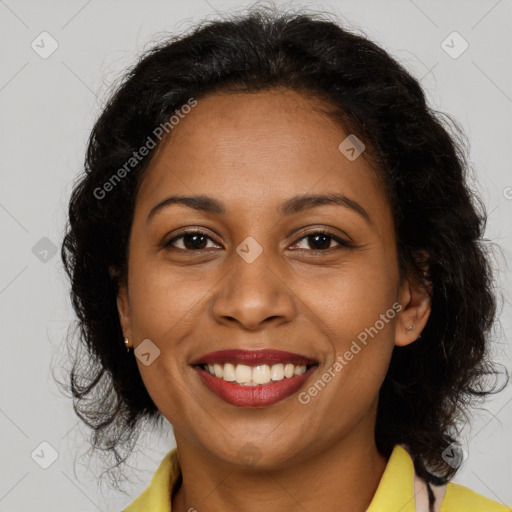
[162, 229, 355, 253]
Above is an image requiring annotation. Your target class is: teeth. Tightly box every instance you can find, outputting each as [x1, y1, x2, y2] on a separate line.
[213, 363, 223, 378]
[202, 362, 309, 385]
[284, 363, 295, 378]
[294, 365, 306, 376]
[223, 363, 236, 381]
[270, 363, 284, 381]
[235, 364, 252, 383]
[252, 365, 271, 384]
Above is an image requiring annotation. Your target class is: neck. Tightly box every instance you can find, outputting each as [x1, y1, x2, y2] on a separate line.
[171, 415, 388, 512]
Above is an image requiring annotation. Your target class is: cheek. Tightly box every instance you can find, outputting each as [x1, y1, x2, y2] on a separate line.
[127, 255, 209, 340]
[126, 258, 206, 422]
[297, 252, 398, 339]
[299, 269, 398, 436]
[297, 252, 398, 386]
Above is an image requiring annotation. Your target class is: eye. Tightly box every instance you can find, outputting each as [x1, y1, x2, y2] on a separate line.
[162, 228, 354, 253]
[290, 230, 354, 252]
[163, 230, 221, 251]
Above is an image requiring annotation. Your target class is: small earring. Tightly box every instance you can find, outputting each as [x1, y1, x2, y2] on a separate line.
[406, 324, 416, 331]
[124, 337, 132, 352]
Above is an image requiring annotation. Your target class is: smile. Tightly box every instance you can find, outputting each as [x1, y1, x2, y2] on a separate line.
[190, 349, 319, 407]
[202, 362, 310, 385]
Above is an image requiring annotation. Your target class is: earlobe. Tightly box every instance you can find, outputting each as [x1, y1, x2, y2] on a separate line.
[394, 274, 432, 347]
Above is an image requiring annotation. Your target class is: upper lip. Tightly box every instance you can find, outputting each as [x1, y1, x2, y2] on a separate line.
[190, 349, 318, 366]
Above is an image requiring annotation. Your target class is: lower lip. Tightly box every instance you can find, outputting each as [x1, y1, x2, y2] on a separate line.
[193, 365, 317, 407]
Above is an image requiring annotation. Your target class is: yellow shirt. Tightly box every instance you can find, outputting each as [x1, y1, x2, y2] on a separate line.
[122, 444, 511, 511]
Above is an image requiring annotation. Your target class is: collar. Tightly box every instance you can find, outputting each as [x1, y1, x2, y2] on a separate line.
[366, 444, 416, 512]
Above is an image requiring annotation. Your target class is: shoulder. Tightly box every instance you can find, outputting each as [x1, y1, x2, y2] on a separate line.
[441, 481, 511, 511]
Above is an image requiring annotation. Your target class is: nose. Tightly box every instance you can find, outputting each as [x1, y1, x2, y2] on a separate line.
[211, 247, 296, 331]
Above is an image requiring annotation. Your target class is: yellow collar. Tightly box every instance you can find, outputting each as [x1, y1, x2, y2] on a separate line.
[122, 443, 510, 512]
[366, 444, 416, 512]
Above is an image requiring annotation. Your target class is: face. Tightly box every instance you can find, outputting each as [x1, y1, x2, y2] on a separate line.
[116, 88, 430, 468]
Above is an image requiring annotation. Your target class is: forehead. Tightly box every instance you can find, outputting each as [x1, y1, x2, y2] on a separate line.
[136, 89, 387, 220]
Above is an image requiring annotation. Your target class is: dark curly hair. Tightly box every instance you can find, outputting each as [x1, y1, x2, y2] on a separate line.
[56, 3, 507, 493]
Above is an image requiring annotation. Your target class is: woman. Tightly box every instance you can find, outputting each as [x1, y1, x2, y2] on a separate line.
[60, 6, 510, 512]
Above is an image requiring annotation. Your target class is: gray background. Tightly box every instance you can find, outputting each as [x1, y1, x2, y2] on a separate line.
[1, 0, 511, 510]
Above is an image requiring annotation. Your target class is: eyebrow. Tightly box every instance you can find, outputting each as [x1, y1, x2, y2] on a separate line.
[147, 193, 371, 224]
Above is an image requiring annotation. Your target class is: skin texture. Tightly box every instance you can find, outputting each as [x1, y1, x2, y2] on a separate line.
[116, 88, 431, 512]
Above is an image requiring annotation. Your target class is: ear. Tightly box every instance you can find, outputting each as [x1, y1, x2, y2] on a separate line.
[109, 266, 132, 342]
[394, 267, 432, 348]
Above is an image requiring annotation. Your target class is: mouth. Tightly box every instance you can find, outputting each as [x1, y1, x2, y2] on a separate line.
[190, 349, 319, 407]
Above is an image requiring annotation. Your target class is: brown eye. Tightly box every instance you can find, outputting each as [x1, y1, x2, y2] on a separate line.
[291, 230, 355, 252]
[164, 231, 221, 251]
